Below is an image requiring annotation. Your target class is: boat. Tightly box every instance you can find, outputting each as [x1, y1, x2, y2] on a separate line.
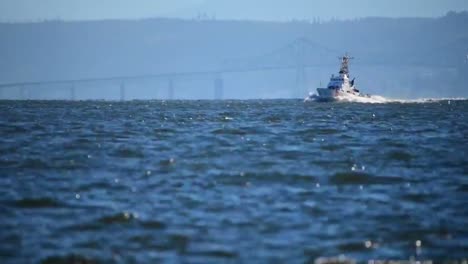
[305, 54, 371, 102]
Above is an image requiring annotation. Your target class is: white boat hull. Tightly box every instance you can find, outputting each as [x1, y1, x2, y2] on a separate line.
[304, 55, 373, 102]
[305, 88, 369, 102]
[316, 88, 337, 100]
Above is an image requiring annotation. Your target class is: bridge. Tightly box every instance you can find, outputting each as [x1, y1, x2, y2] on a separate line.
[0, 37, 341, 100]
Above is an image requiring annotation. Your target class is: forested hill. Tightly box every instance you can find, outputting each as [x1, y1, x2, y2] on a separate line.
[0, 11, 467, 84]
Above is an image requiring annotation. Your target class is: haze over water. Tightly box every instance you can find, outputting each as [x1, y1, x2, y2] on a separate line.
[1, 99, 467, 263]
[1, 1, 468, 263]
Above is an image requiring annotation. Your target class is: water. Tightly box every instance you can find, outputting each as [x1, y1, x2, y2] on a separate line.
[1, 99, 467, 263]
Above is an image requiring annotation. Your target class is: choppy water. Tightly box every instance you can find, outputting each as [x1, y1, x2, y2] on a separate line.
[1, 99, 467, 263]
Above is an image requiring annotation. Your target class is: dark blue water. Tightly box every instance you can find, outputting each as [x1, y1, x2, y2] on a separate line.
[1, 99, 467, 263]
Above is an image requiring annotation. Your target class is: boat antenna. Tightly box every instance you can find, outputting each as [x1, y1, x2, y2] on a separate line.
[338, 53, 353, 75]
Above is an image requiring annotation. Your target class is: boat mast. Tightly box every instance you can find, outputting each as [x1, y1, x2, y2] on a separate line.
[339, 54, 353, 75]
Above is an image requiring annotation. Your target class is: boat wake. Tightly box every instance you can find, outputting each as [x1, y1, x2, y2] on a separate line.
[305, 93, 467, 104]
[304, 93, 390, 103]
[335, 93, 389, 103]
[394, 97, 468, 103]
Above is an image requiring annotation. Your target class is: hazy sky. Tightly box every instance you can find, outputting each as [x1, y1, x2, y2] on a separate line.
[1, 0, 467, 22]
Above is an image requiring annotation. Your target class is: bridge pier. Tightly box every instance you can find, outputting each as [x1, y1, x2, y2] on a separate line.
[295, 66, 307, 98]
[20, 86, 28, 100]
[214, 75, 224, 100]
[168, 79, 174, 100]
[120, 82, 125, 101]
[70, 83, 76, 101]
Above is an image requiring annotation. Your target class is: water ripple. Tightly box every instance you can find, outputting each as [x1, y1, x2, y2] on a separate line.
[0, 99, 467, 263]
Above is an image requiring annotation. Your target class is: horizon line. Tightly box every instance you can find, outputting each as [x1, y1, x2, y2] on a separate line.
[0, 10, 466, 24]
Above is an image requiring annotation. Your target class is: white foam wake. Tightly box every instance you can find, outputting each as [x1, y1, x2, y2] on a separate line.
[305, 93, 467, 104]
[391, 97, 468, 103]
[304, 93, 391, 104]
[335, 94, 390, 103]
